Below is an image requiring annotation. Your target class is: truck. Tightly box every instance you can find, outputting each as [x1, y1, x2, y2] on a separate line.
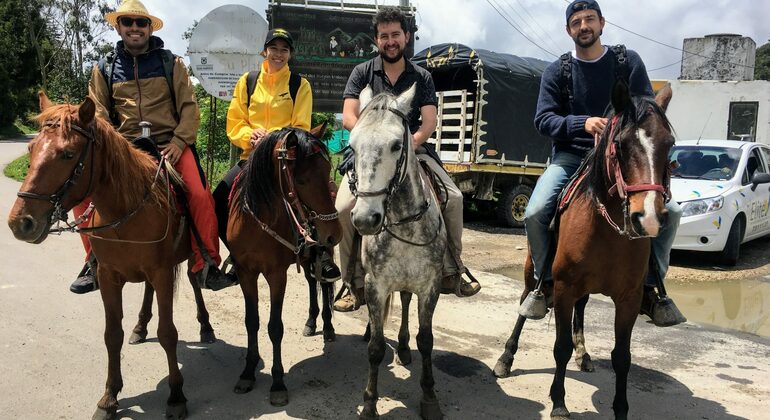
[412, 43, 552, 227]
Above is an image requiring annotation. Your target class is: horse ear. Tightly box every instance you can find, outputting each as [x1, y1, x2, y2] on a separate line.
[310, 122, 327, 139]
[359, 85, 374, 111]
[394, 83, 416, 115]
[39, 91, 53, 111]
[655, 83, 673, 112]
[611, 80, 632, 114]
[78, 97, 96, 125]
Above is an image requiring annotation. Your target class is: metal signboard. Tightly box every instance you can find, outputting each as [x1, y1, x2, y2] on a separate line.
[188, 5, 268, 101]
[268, 4, 416, 112]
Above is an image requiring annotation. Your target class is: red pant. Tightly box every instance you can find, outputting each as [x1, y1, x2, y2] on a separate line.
[74, 147, 221, 272]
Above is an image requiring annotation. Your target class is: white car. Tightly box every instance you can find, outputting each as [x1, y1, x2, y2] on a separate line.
[670, 140, 770, 265]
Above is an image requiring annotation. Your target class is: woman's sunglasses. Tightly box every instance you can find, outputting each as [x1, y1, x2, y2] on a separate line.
[118, 17, 151, 28]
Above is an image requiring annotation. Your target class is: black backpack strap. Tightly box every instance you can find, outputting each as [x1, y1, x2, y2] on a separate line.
[245, 70, 259, 109]
[99, 51, 119, 126]
[288, 73, 302, 104]
[559, 52, 573, 114]
[160, 49, 178, 120]
[609, 44, 628, 85]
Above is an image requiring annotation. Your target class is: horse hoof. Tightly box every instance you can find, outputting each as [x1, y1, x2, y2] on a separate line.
[302, 325, 316, 337]
[165, 402, 187, 419]
[359, 407, 379, 420]
[492, 359, 512, 378]
[323, 329, 336, 342]
[395, 348, 412, 366]
[420, 398, 443, 420]
[128, 331, 147, 345]
[92, 407, 117, 420]
[200, 330, 216, 344]
[233, 379, 255, 394]
[576, 355, 594, 372]
[270, 389, 289, 406]
[551, 406, 570, 419]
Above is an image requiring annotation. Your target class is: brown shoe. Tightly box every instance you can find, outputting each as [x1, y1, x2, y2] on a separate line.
[333, 286, 365, 312]
[441, 274, 481, 297]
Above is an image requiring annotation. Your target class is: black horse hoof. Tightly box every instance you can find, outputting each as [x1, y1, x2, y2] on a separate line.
[359, 407, 379, 420]
[128, 331, 147, 345]
[233, 378, 255, 394]
[165, 402, 187, 419]
[492, 359, 512, 378]
[551, 406, 570, 419]
[302, 324, 316, 337]
[92, 407, 117, 420]
[395, 348, 412, 365]
[270, 389, 289, 406]
[420, 398, 443, 420]
[576, 354, 594, 372]
[323, 328, 336, 342]
[200, 329, 216, 344]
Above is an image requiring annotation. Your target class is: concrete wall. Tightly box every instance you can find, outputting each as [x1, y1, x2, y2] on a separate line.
[680, 35, 756, 81]
[666, 80, 770, 144]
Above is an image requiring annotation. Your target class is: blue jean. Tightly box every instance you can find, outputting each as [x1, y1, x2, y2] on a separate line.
[524, 151, 682, 287]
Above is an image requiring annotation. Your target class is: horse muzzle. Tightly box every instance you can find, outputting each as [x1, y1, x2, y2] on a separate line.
[350, 200, 385, 235]
[8, 212, 51, 244]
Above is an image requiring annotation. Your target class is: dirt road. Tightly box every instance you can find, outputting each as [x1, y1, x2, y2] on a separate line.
[1, 140, 768, 419]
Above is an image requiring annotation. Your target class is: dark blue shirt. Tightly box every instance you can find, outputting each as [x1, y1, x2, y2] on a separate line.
[534, 47, 653, 156]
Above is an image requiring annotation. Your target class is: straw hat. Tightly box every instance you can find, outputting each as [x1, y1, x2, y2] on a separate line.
[104, 0, 163, 31]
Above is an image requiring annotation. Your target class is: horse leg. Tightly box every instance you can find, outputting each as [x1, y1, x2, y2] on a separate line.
[234, 272, 260, 394]
[611, 299, 640, 420]
[303, 274, 319, 337]
[493, 315, 527, 378]
[187, 264, 216, 343]
[416, 290, 442, 420]
[395, 291, 412, 366]
[154, 272, 187, 419]
[320, 282, 336, 342]
[128, 282, 153, 345]
[93, 276, 125, 420]
[361, 288, 386, 420]
[549, 290, 576, 420]
[267, 272, 289, 406]
[573, 294, 594, 372]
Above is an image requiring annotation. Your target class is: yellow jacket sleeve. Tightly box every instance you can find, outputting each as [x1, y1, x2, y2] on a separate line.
[88, 65, 112, 123]
[291, 78, 312, 130]
[170, 57, 201, 150]
[226, 72, 253, 152]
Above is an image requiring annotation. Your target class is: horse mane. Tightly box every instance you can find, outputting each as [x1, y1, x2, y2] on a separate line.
[232, 127, 328, 221]
[357, 93, 398, 129]
[577, 95, 673, 201]
[36, 104, 169, 211]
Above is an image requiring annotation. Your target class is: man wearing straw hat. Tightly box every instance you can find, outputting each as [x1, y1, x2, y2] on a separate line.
[69, 0, 236, 293]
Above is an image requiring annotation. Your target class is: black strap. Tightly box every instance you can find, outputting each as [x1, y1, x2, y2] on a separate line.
[558, 44, 628, 114]
[245, 70, 302, 108]
[160, 49, 178, 121]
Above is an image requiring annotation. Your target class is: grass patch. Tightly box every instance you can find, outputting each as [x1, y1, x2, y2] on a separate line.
[0, 120, 36, 140]
[4, 153, 29, 181]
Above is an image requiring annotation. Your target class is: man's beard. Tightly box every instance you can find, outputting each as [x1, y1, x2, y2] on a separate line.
[573, 30, 599, 48]
[380, 47, 404, 63]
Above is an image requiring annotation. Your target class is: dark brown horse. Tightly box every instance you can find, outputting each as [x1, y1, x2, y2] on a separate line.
[494, 83, 674, 419]
[227, 126, 342, 406]
[7, 94, 200, 419]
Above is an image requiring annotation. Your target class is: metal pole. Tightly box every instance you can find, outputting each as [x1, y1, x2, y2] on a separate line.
[207, 95, 217, 183]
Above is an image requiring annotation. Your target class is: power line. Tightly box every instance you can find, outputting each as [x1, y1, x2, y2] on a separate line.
[511, 0, 563, 54]
[499, 0, 562, 56]
[486, 0, 558, 58]
[647, 59, 682, 72]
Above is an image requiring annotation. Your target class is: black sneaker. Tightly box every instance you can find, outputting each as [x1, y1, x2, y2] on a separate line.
[309, 259, 341, 283]
[70, 261, 99, 294]
[196, 265, 237, 291]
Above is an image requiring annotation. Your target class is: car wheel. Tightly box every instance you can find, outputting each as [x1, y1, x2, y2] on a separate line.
[719, 217, 743, 266]
[497, 184, 532, 228]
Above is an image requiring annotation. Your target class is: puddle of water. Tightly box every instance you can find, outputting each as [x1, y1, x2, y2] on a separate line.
[492, 266, 770, 338]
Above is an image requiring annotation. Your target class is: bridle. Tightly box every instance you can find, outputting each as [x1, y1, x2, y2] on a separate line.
[596, 112, 671, 238]
[348, 107, 438, 246]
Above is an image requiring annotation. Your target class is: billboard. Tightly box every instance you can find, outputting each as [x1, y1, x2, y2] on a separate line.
[268, 5, 416, 113]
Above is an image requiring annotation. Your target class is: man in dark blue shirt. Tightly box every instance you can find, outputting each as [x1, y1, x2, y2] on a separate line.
[527, 0, 684, 326]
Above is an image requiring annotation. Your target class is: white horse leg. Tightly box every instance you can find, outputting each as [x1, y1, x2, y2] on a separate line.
[416, 290, 442, 420]
[396, 291, 412, 365]
[361, 283, 387, 420]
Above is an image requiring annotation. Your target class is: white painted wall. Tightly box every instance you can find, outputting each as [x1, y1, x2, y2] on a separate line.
[665, 80, 770, 144]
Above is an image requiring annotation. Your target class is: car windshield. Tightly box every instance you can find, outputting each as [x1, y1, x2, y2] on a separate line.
[669, 145, 742, 181]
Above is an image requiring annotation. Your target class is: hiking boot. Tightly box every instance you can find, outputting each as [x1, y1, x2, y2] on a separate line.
[196, 265, 237, 291]
[309, 259, 341, 283]
[640, 286, 687, 327]
[440, 273, 481, 297]
[333, 286, 365, 312]
[70, 260, 98, 294]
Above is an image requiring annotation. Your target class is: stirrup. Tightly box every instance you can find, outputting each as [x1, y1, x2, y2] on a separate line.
[519, 289, 548, 320]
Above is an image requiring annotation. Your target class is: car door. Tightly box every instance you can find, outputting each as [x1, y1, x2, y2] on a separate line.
[743, 146, 770, 239]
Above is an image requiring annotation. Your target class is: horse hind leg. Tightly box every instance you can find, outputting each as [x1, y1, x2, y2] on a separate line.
[303, 272, 319, 337]
[154, 271, 187, 419]
[187, 263, 216, 343]
[93, 278, 125, 420]
[493, 285, 532, 377]
[320, 282, 336, 342]
[416, 291, 442, 420]
[395, 291, 412, 365]
[128, 282, 154, 345]
[573, 294, 594, 372]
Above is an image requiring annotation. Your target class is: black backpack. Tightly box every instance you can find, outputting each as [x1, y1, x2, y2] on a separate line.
[559, 44, 628, 113]
[244, 70, 302, 108]
[100, 49, 177, 126]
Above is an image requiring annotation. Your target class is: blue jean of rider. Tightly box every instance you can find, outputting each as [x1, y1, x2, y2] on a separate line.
[525, 150, 682, 286]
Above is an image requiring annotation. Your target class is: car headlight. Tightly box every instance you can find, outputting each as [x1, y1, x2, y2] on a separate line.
[680, 196, 724, 217]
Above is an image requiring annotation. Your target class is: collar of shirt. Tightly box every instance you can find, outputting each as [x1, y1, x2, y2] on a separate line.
[372, 55, 416, 77]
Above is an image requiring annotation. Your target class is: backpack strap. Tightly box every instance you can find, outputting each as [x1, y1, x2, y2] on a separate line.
[288, 73, 301, 104]
[159, 49, 178, 120]
[559, 52, 573, 114]
[99, 51, 119, 126]
[245, 70, 303, 108]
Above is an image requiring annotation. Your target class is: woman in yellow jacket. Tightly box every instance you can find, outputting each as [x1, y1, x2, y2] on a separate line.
[214, 28, 339, 280]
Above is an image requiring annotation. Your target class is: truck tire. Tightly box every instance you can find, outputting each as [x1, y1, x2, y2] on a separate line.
[497, 184, 532, 228]
[718, 217, 743, 266]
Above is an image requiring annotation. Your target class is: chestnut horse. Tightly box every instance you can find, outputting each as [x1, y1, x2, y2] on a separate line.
[8, 94, 196, 419]
[227, 126, 342, 406]
[494, 83, 674, 419]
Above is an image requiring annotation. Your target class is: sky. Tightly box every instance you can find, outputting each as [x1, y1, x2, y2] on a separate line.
[107, 0, 770, 80]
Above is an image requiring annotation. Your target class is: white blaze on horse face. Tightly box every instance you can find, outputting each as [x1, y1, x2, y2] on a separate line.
[637, 128, 661, 236]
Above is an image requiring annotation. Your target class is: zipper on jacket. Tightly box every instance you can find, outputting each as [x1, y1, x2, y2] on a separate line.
[134, 55, 144, 122]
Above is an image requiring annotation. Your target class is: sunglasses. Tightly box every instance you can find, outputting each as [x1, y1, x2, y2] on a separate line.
[118, 16, 151, 28]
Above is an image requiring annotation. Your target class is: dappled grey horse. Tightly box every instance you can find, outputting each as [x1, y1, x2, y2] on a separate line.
[349, 84, 447, 420]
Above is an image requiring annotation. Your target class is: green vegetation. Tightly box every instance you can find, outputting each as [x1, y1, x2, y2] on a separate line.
[4, 153, 29, 182]
[0, 119, 36, 140]
[755, 41, 770, 81]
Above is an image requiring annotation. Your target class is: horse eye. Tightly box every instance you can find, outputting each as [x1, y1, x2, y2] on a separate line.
[391, 142, 402, 153]
[62, 151, 75, 160]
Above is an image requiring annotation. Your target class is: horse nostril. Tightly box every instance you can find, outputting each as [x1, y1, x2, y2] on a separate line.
[371, 212, 382, 226]
[19, 215, 36, 235]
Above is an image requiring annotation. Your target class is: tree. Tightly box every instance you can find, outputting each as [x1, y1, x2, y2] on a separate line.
[755, 41, 770, 81]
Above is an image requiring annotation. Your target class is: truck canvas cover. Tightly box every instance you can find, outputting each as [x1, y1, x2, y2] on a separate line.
[412, 43, 552, 166]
